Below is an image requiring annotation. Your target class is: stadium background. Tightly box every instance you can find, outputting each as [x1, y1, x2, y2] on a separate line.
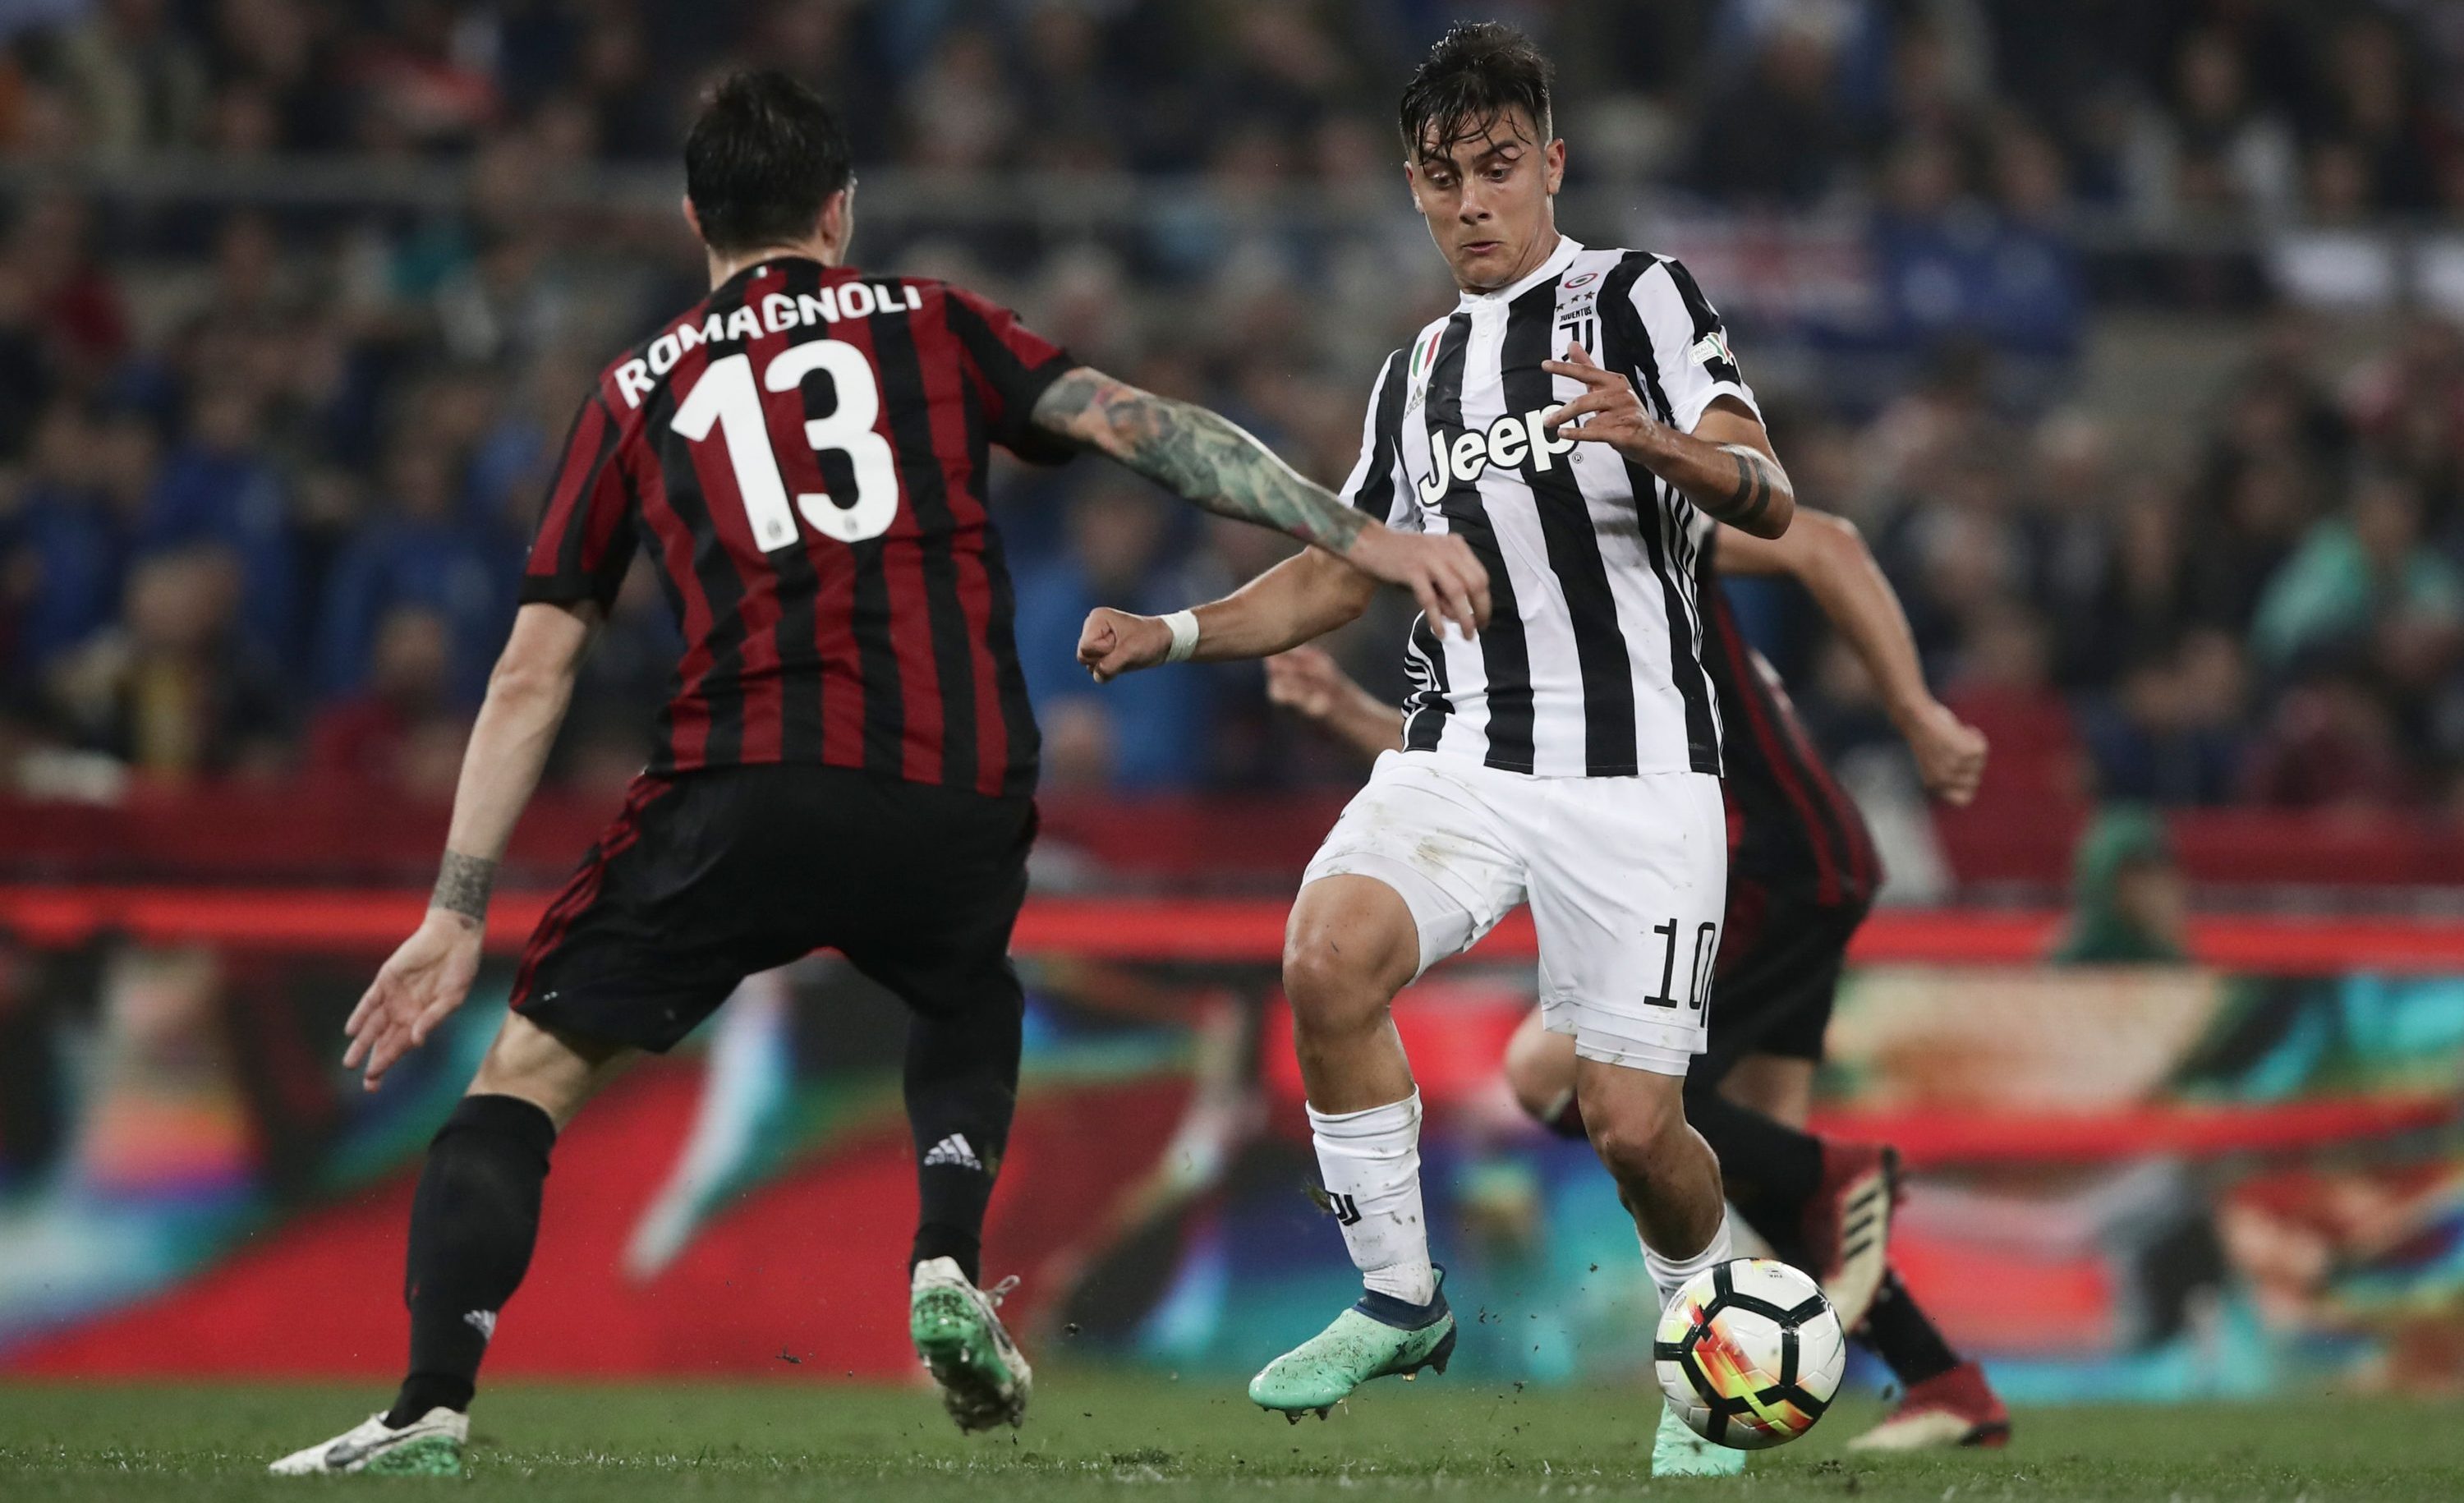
[3, 0, 2464, 1413]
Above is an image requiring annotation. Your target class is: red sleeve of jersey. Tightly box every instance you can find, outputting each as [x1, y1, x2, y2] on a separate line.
[521, 393, 638, 609]
[943, 285, 1079, 463]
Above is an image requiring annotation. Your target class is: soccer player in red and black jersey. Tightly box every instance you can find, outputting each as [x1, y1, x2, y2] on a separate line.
[272, 71, 1487, 1475]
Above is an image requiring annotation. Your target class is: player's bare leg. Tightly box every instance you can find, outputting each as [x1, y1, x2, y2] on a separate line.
[1510, 1010, 1895, 1317]
[1570, 1056, 1741, 1477]
[1572, 1058, 1728, 1288]
[1248, 875, 1457, 1417]
[1505, 1016, 2001, 1450]
[1282, 876, 1422, 1112]
[273, 1016, 629, 1476]
[466, 1009, 633, 1128]
[1504, 1005, 1582, 1132]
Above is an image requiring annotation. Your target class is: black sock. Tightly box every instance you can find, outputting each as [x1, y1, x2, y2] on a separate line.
[387, 1094, 557, 1427]
[903, 995, 1021, 1287]
[1860, 1270, 1960, 1386]
[1683, 1087, 1824, 1262]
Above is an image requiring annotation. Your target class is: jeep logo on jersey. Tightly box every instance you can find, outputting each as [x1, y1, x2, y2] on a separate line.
[1415, 407, 1580, 506]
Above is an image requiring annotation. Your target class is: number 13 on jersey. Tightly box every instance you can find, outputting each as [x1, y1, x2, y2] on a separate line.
[673, 343, 900, 549]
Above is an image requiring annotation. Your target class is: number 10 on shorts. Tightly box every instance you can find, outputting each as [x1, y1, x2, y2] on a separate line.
[1643, 919, 1718, 1009]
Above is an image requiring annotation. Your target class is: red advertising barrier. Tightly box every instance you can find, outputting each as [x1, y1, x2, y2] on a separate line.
[5, 884, 2460, 1385]
[5, 1069, 1195, 1380]
[9, 786, 2464, 889]
[6, 885, 2464, 972]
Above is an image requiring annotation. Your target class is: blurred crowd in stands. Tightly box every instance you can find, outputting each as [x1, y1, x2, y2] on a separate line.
[9, 0, 2464, 217]
[2, 0, 2463, 820]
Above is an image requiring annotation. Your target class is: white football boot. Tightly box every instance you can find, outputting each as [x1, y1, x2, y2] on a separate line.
[909, 1257, 1032, 1432]
[269, 1407, 467, 1476]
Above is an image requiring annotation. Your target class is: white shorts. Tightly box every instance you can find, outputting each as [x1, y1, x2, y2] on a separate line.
[1301, 751, 1727, 1076]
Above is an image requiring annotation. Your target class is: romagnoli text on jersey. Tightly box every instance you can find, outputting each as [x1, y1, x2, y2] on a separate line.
[613, 282, 924, 407]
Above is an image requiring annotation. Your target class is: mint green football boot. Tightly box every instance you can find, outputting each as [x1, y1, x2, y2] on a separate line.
[911, 1257, 1032, 1432]
[1653, 1404, 1748, 1478]
[1248, 1273, 1457, 1420]
[269, 1408, 467, 1476]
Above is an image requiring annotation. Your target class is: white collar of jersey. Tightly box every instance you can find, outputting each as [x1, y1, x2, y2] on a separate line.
[1457, 234, 1584, 307]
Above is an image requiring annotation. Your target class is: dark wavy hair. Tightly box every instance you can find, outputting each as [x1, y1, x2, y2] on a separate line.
[684, 71, 853, 255]
[1396, 21, 1555, 162]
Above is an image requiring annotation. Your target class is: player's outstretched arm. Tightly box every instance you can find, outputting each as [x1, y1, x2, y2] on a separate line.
[1077, 546, 1379, 683]
[1264, 645, 1405, 762]
[343, 601, 598, 1090]
[1714, 509, 1986, 804]
[1032, 367, 1489, 637]
[1541, 344, 1795, 538]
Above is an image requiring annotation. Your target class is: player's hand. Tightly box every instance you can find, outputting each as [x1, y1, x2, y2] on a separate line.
[1901, 700, 1988, 806]
[1542, 342, 1664, 459]
[1344, 524, 1488, 637]
[1077, 607, 1174, 683]
[343, 910, 485, 1091]
[1263, 645, 1352, 724]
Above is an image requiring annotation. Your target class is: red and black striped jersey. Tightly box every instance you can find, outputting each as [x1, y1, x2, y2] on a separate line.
[524, 257, 1077, 796]
[1697, 553, 1882, 911]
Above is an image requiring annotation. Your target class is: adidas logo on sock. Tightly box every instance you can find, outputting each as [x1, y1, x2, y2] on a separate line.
[464, 1309, 498, 1341]
[922, 1134, 981, 1171]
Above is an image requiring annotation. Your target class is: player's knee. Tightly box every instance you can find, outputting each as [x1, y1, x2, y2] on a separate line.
[1579, 1073, 1687, 1180]
[468, 1014, 621, 1128]
[1503, 1016, 1576, 1124]
[1281, 930, 1412, 1041]
[1280, 935, 1384, 1037]
[1504, 1052, 1559, 1123]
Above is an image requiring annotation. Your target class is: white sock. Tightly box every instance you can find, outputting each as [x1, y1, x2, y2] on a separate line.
[1643, 1209, 1733, 1312]
[1308, 1092, 1437, 1306]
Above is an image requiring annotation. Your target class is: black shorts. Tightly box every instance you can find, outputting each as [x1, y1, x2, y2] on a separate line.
[1695, 877, 1869, 1084]
[512, 765, 1034, 1053]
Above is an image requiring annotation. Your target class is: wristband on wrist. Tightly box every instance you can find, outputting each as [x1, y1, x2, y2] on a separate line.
[1161, 609, 1202, 664]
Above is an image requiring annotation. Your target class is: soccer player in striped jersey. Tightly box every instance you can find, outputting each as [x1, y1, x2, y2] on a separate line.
[1073, 22, 1817, 1472]
[272, 71, 1486, 1475]
[1257, 505, 2012, 1452]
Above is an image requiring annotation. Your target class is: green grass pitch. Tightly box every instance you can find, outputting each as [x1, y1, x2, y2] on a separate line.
[5, 1373, 2459, 1501]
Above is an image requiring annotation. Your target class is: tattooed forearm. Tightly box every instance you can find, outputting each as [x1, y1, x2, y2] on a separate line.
[1613, 408, 1792, 538]
[430, 851, 496, 925]
[1712, 444, 1781, 530]
[1034, 369, 1367, 551]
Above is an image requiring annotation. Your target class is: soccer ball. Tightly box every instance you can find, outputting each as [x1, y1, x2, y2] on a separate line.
[1653, 1257, 1845, 1450]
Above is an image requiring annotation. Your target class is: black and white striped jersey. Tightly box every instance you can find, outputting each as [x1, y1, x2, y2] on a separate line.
[1340, 236, 1757, 779]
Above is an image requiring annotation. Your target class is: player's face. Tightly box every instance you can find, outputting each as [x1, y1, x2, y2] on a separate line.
[1406, 108, 1565, 292]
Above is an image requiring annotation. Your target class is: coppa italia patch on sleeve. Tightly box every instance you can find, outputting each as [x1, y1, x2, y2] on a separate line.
[1688, 330, 1741, 384]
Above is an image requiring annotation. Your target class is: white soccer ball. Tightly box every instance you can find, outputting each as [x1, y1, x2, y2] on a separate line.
[1653, 1257, 1846, 1450]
